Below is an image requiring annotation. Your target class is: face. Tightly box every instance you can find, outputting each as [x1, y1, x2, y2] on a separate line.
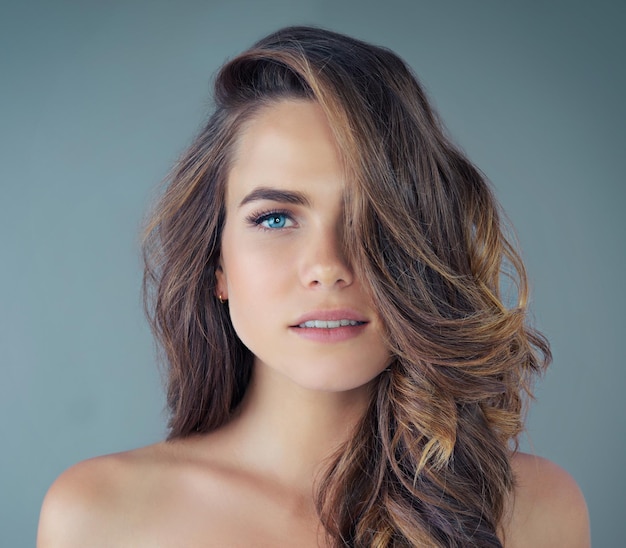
[216, 100, 390, 393]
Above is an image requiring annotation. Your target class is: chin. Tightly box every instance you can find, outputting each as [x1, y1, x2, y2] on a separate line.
[280, 360, 386, 394]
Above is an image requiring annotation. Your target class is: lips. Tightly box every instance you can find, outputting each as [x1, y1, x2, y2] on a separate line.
[291, 309, 369, 328]
[298, 319, 365, 328]
[289, 309, 369, 342]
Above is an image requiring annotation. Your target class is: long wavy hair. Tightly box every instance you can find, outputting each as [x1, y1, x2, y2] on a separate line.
[143, 26, 550, 547]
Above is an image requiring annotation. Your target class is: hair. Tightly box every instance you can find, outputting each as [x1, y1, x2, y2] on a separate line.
[143, 26, 551, 547]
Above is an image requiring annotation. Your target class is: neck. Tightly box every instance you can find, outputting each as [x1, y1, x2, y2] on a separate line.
[223, 361, 373, 495]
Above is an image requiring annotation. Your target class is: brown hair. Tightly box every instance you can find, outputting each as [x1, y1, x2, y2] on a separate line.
[143, 26, 550, 547]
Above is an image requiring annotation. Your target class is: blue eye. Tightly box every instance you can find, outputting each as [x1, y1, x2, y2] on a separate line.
[257, 212, 293, 229]
[263, 214, 287, 228]
[246, 209, 296, 231]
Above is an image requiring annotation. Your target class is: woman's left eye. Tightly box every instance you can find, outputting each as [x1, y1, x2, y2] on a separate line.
[256, 212, 294, 229]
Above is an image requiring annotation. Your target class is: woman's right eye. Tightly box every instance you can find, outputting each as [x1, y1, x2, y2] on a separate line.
[251, 211, 296, 230]
[261, 214, 289, 229]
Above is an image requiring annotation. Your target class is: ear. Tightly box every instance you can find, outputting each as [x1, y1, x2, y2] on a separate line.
[214, 263, 228, 301]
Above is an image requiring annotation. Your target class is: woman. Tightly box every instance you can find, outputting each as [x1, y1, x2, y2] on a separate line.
[38, 26, 589, 547]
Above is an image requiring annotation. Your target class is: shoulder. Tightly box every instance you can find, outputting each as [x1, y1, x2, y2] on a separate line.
[37, 442, 177, 547]
[502, 452, 590, 548]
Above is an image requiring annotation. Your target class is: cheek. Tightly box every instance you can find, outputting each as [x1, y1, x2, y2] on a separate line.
[220, 235, 293, 339]
[224, 244, 289, 298]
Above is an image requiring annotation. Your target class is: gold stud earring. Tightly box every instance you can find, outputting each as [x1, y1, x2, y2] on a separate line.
[218, 293, 225, 304]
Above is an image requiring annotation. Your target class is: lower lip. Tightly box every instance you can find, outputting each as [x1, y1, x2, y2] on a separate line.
[288, 323, 368, 343]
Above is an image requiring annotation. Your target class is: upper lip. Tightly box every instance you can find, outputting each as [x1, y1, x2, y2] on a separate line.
[290, 309, 369, 327]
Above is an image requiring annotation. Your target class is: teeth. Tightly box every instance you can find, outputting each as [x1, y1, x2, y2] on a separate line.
[299, 319, 362, 328]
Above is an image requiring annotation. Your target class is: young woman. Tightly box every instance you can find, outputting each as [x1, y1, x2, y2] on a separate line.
[38, 26, 590, 547]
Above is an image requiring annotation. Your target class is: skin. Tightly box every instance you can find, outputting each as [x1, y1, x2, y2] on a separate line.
[38, 100, 591, 547]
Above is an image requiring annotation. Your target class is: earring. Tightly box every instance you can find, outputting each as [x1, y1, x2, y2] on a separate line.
[218, 293, 226, 304]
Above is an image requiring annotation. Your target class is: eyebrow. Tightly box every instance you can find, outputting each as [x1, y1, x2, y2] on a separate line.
[238, 186, 311, 208]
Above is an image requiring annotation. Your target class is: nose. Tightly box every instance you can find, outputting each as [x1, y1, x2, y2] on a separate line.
[300, 224, 353, 289]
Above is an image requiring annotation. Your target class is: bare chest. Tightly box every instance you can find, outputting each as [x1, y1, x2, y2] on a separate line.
[121, 472, 326, 547]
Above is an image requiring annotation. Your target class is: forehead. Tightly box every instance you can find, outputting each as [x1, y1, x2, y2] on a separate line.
[226, 100, 344, 205]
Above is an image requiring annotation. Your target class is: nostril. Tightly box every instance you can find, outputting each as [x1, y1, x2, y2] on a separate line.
[301, 247, 354, 289]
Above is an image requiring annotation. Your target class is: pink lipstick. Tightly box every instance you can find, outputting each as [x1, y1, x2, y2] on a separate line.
[289, 309, 369, 342]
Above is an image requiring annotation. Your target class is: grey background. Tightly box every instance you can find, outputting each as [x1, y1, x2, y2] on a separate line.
[1, 1, 623, 546]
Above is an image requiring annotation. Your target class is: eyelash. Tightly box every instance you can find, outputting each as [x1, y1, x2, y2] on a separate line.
[246, 209, 296, 231]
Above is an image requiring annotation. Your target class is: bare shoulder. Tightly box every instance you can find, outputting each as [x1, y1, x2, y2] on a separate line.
[502, 452, 590, 548]
[37, 442, 178, 547]
[37, 433, 318, 547]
